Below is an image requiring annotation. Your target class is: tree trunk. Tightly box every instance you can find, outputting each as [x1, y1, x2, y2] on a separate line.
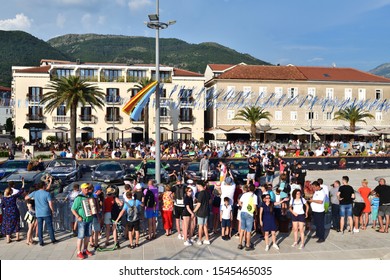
[350, 121, 356, 133]
[70, 103, 77, 157]
[250, 123, 256, 140]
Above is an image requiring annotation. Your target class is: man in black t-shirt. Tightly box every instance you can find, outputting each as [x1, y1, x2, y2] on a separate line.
[337, 176, 355, 233]
[373, 178, 390, 233]
[193, 182, 211, 245]
[295, 162, 307, 187]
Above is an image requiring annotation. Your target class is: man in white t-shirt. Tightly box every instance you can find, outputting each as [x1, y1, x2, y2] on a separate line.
[317, 178, 329, 212]
[238, 184, 257, 251]
[308, 181, 325, 243]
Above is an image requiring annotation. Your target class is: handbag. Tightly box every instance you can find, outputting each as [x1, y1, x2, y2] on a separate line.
[24, 211, 36, 223]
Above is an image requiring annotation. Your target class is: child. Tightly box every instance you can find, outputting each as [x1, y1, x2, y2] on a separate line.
[25, 190, 37, 245]
[220, 197, 232, 240]
[371, 193, 380, 229]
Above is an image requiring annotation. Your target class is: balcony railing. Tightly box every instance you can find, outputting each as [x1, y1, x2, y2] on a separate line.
[153, 116, 171, 124]
[26, 114, 46, 122]
[52, 116, 70, 123]
[105, 96, 124, 105]
[105, 115, 123, 124]
[79, 115, 97, 124]
[179, 101, 195, 107]
[179, 116, 195, 123]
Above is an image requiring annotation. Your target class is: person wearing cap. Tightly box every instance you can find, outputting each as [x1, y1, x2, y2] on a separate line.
[71, 183, 94, 259]
[103, 186, 122, 247]
[358, 179, 371, 230]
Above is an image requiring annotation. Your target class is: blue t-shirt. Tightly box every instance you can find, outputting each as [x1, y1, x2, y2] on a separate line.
[29, 190, 52, 218]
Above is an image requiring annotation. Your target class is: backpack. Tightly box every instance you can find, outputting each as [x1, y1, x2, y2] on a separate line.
[291, 197, 306, 212]
[247, 194, 255, 214]
[144, 189, 155, 208]
[212, 195, 221, 207]
[111, 201, 122, 221]
[126, 201, 140, 222]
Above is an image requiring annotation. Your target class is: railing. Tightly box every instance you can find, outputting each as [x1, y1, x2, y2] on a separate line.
[105, 96, 124, 105]
[26, 114, 46, 122]
[52, 116, 70, 123]
[79, 115, 97, 124]
[105, 115, 123, 124]
[179, 101, 195, 107]
[179, 116, 195, 123]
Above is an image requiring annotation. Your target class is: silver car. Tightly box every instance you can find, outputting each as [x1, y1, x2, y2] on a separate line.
[45, 158, 82, 183]
[91, 161, 125, 185]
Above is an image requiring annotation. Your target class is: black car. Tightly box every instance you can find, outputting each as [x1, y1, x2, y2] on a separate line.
[183, 161, 218, 181]
[91, 161, 125, 185]
[228, 160, 249, 183]
[45, 158, 82, 184]
[0, 160, 30, 179]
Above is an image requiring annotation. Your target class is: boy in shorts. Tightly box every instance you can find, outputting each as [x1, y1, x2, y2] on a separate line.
[220, 197, 232, 240]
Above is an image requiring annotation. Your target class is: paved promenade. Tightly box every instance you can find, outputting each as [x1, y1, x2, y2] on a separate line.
[1, 169, 389, 260]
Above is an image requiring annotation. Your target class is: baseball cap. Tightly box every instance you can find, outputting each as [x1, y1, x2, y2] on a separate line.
[187, 179, 194, 184]
[80, 183, 90, 189]
[135, 183, 142, 190]
[94, 185, 102, 192]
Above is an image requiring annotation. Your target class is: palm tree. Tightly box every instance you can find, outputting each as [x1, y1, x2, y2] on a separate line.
[134, 77, 154, 143]
[41, 76, 105, 155]
[234, 106, 272, 140]
[333, 105, 374, 132]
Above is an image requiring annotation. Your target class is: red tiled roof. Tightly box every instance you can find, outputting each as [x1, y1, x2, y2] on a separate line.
[208, 64, 236, 71]
[296, 66, 390, 83]
[217, 65, 307, 80]
[173, 68, 203, 77]
[0, 86, 11, 91]
[15, 66, 51, 74]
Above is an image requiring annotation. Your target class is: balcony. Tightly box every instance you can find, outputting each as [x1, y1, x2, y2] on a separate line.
[153, 116, 171, 124]
[79, 115, 97, 124]
[105, 96, 124, 105]
[52, 115, 70, 124]
[26, 114, 46, 122]
[179, 101, 195, 107]
[179, 116, 195, 124]
[105, 115, 123, 124]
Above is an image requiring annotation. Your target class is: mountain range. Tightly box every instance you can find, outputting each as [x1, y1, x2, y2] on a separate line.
[0, 31, 270, 87]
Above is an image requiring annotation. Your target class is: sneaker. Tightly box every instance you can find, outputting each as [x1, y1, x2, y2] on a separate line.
[203, 240, 211, 245]
[353, 228, 359, 233]
[177, 234, 183, 240]
[272, 244, 279, 250]
[197, 240, 203, 246]
[83, 249, 93, 257]
[265, 245, 269, 251]
[191, 237, 197, 242]
[33, 237, 39, 242]
[291, 242, 298, 247]
[77, 252, 85, 260]
[299, 244, 304, 250]
[184, 240, 192, 246]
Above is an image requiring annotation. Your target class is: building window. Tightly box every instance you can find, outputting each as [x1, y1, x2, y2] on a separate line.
[179, 89, 193, 104]
[288, 87, 298, 98]
[226, 86, 235, 100]
[375, 89, 383, 100]
[375, 112, 382, 121]
[290, 111, 297, 121]
[243, 86, 251, 100]
[227, 110, 235, 120]
[305, 112, 318, 120]
[274, 87, 283, 98]
[259, 86, 267, 97]
[344, 88, 352, 100]
[103, 70, 122, 82]
[323, 112, 333, 120]
[57, 105, 66, 116]
[326, 88, 334, 99]
[28, 87, 42, 102]
[275, 111, 282, 121]
[130, 88, 139, 98]
[358, 88, 366, 100]
[160, 107, 168, 117]
[56, 69, 72, 78]
[127, 70, 146, 81]
[106, 88, 120, 102]
[106, 107, 120, 121]
[80, 69, 97, 80]
[179, 108, 193, 122]
[151, 70, 171, 82]
[307, 88, 316, 99]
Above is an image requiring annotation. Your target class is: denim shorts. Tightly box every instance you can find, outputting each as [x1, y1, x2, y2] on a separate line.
[197, 216, 208, 225]
[91, 216, 101, 232]
[240, 211, 254, 232]
[77, 220, 92, 239]
[339, 204, 353, 217]
[221, 218, 231, 228]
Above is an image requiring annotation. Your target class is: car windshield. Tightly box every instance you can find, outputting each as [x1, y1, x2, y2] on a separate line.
[187, 163, 199, 171]
[229, 162, 248, 170]
[1, 161, 29, 169]
[97, 163, 122, 172]
[48, 160, 75, 168]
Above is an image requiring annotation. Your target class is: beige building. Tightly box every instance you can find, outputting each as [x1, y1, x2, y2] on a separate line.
[205, 64, 390, 140]
[12, 59, 205, 144]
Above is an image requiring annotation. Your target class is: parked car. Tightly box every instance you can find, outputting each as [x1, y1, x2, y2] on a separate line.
[183, 161, 218, 181]
[0, 160, 30, 179]
[0, 170, 62, 195]
[45, 158, 82, 184]
[91, 161, 126, 185]
[132, 160, 170, 183]
[228, 160, 249, 183]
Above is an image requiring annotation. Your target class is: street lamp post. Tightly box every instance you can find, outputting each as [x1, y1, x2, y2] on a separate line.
[146, 0, 175, 183]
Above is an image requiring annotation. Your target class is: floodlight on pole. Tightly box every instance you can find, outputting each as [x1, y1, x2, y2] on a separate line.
[146, 0, 175, 184]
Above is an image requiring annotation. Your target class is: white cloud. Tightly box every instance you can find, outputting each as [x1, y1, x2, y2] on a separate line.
[308, 57, 325, 62]
[56, 13, 66, 28]
[0, 13, 32, 31]
[128, 0, 152, 11]
[81, 13, 92, 30]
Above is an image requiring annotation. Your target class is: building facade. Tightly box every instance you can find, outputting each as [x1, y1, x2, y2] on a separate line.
[205, 64, 390, 140]
[0, 86, 12, 131]
[12, 59, 205, 144]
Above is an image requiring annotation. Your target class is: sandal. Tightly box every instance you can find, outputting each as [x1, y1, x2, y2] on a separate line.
[129, 244, 135, 249]
[237, 244, 243, 250]
[135, 243, 140, 247]
[146, 236, 152, 241]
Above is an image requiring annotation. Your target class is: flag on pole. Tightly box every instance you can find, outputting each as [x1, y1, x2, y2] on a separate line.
[122, 81, 158, 115]
[130, 83, 158, 121]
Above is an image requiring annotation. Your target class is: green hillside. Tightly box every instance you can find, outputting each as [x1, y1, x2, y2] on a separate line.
[48, 34, 270, 73]
[0, 31, 71, 86]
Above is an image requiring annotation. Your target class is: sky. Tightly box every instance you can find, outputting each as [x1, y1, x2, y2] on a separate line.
[0, 0, 390, 72]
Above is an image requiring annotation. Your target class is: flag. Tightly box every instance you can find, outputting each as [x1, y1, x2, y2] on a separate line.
[122, 81, 158, 115]
[130, 83, 158, 121]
